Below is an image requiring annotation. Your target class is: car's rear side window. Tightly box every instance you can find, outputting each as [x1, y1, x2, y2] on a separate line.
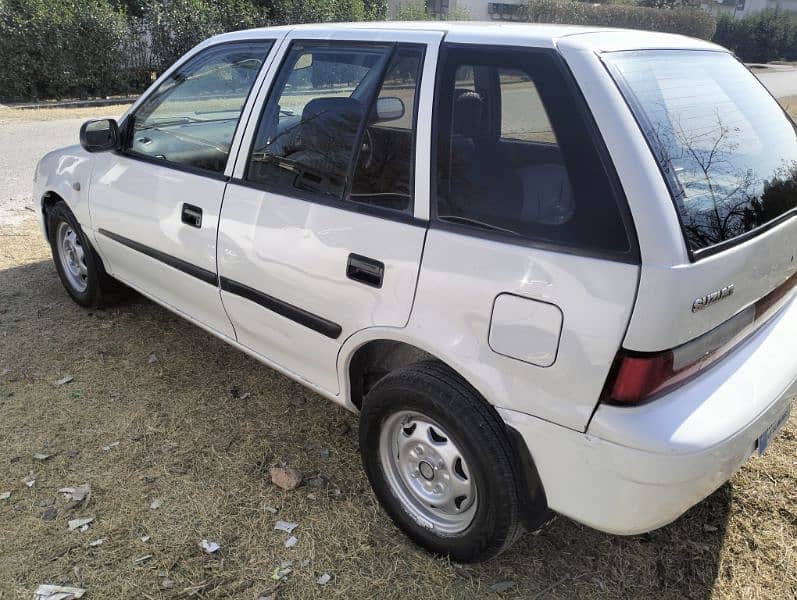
[604, 50, 797, 256]
[433, 45, 633, 259]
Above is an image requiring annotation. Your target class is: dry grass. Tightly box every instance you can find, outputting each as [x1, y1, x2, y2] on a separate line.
[0, 214, 795, 600]
[0, 97, 795, 600]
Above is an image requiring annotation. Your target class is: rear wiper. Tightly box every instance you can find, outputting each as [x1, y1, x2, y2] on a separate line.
[437, 214, 521, 236]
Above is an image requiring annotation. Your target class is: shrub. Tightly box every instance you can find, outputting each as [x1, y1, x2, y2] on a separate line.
[393, 0, 469, 20]
[145, 0, 268, 73]
[0, 0, 131, 101]
[713, 10, 797, 63]
[522, 0, 716, 40]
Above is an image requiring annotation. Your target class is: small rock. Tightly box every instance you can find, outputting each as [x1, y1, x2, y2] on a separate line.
[316, 573, 331, 586]
[23, 474, 36, 488]
[284, 535, 298, 548]
[141, 535, 151, 543]
[160, 579, 175, 590]
[270, 466, 302, 491]
[54, 375, 74, 386]
[33, 452, 52, 461]
[307, 475, 327, 489]
[275, 520, 299, 534]
[102, 441, 119, 451]
[239, 392, 251, 401]
[147, 353, 159, 365]
[271, 565, 292, 580]
[264, 506, 278, 514]
[150, 499, 162, 510]
[319, 448, 330, 460]
[89, 538, 104, 547]
[291, 396, 306, 407]
[0, 491, 10, 501]
[58, 484, 91, 503]
[66, 449, 80, 459]
[487, 580, 515, 593]
[68, 517, 94, 531]
[307, 493, 317, 500]
[33, 584, 85, 599]
[199, 539, 220, 554]
[703, 524, 718, 532]
[41, 507, 58, 521]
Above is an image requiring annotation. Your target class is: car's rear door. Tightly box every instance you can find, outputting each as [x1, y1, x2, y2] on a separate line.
[217, 28, 442, 394]
[88, 35, 283, 337]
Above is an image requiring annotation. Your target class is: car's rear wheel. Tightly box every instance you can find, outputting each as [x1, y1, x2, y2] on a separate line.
[47, 201, 123, 308]
[359, 360, 526, 562]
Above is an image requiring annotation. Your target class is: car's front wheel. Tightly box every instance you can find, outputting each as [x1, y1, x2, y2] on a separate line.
[47, 201, 123, 308]
[359, 360, 527, 562]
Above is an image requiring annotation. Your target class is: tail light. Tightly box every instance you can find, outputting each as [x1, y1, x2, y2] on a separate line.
[601, 305, 754, 405]
[603, 271, 797, 406]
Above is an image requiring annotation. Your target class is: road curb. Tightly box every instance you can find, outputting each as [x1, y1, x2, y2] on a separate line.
[2, 97, 138, 111]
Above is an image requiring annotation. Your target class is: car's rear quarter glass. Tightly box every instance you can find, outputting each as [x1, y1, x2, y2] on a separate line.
[604, 50, 797, 255]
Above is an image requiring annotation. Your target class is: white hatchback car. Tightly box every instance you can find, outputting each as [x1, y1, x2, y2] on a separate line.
[35, 22, 797, 562]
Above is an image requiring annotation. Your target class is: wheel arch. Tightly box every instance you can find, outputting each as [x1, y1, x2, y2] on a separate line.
[343, 333, 553, 532]
[41, 190, 66, 238]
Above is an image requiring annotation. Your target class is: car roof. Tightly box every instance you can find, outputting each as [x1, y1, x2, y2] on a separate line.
[210, 21, 725, 53]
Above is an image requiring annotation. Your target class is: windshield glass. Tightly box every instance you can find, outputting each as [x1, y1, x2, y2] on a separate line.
[604, 50, 797, 255]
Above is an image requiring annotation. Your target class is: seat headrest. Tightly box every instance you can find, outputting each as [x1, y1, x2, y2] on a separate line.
[301, 97, 363, 123]
[452, 91, 484, 138]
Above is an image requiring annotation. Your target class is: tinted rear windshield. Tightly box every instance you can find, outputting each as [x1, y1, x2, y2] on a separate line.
[604, 50, 797, 255]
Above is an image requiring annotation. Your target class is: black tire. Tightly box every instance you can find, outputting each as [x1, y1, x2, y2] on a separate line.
[46, 201, 123, 308]
[359, 360, 526, 562]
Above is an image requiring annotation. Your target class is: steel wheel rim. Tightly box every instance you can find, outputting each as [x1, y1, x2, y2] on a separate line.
[56, 221, 88, 293]
[379, 410, 478, 534]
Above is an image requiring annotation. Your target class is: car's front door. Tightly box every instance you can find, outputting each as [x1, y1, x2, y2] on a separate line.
[89, 37, 280, 337]
[217, 30, 441, 394]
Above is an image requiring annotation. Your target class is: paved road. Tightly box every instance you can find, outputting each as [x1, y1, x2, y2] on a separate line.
[752, 65, 797, 99]
[0, 118, 85, 226]
[1, 67, 796, 227]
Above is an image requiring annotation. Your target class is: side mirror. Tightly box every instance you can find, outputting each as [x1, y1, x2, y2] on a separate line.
[375, 97, 405, 122]
[80, 119, 120, 152]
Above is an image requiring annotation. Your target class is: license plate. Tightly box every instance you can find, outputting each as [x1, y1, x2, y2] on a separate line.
[757, 404, 791, 456]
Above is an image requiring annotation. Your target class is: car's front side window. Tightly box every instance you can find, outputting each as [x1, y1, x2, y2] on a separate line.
[126, 40, 274, 175]
[245, 41, 424, 214]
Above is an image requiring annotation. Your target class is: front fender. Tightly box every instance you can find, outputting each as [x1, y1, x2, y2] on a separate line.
[34, 145, 95, 237]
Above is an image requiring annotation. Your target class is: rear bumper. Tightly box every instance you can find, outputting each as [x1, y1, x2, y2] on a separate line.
[501, 294, 797, 535]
